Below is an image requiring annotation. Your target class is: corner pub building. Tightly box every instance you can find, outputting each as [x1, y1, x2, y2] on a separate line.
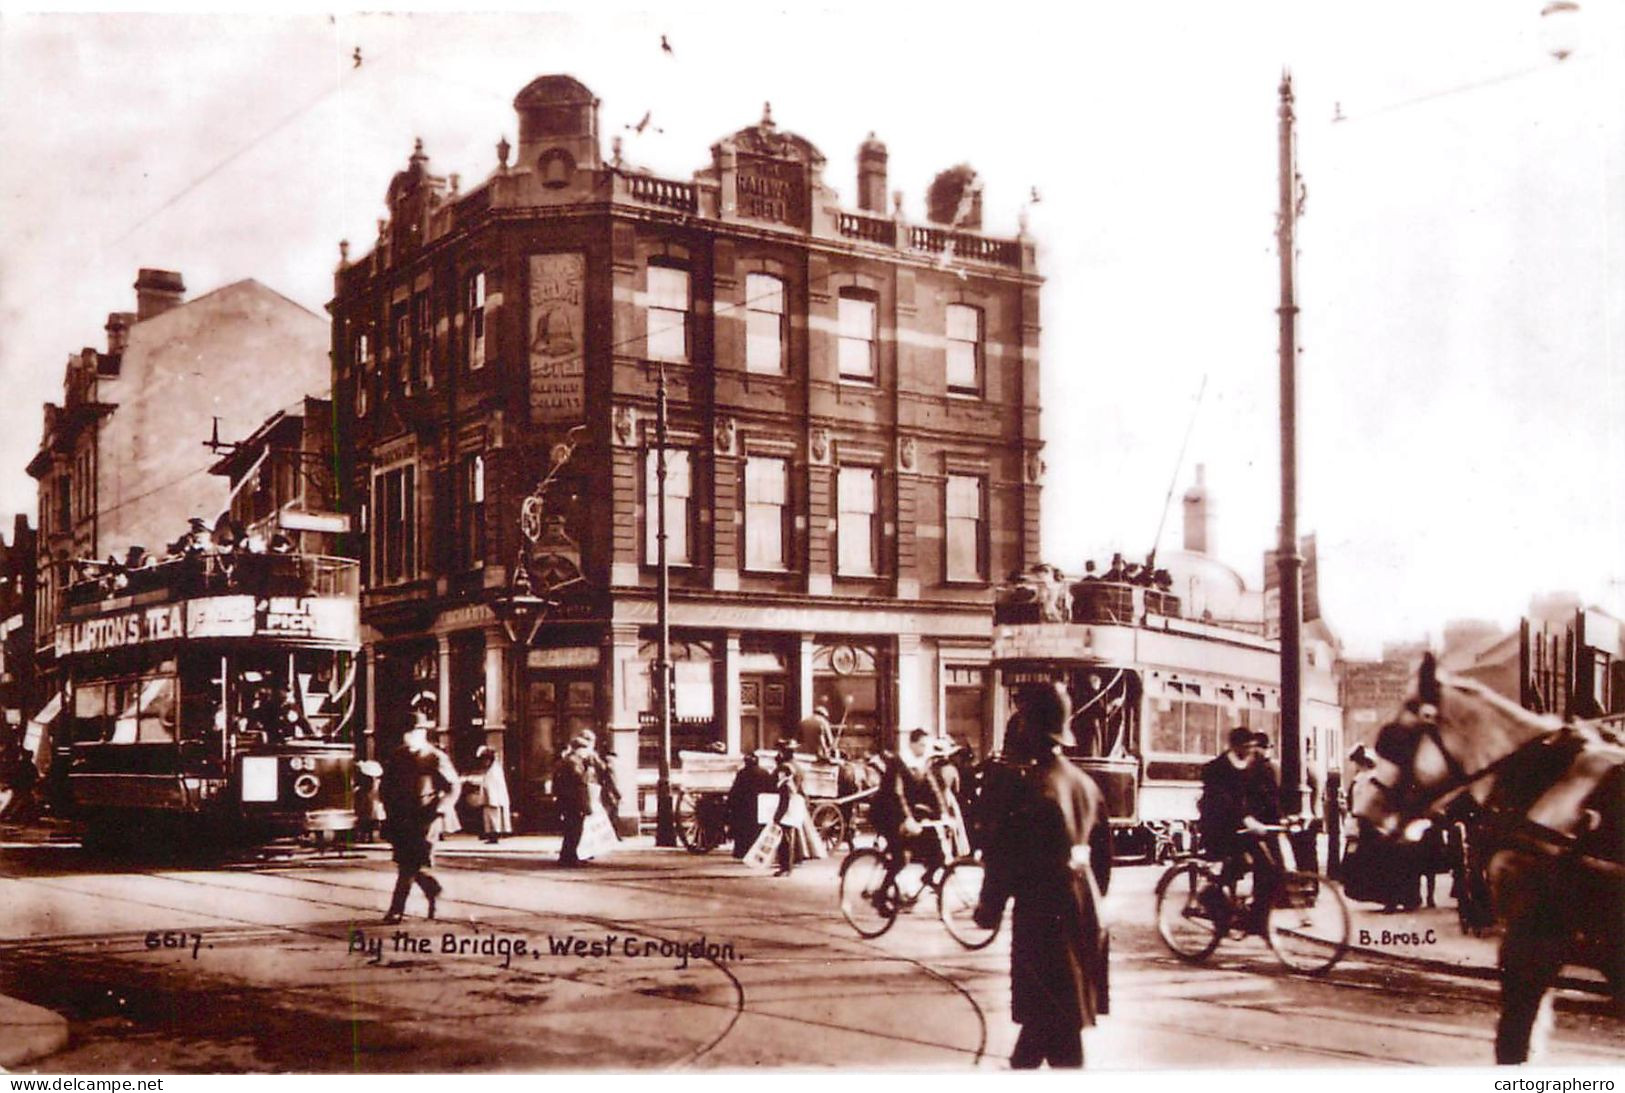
[331, 74, 1044, 832]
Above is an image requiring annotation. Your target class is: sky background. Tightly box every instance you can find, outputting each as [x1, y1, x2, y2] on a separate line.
[1, 2, 1620, 658]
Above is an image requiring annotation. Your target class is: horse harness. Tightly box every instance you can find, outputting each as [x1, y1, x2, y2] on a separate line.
[1372, 719, 1625, 882]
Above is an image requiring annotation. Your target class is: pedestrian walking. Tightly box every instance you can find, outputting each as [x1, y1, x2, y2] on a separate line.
[726, 753, 777, 859]
[353, 759, 385, 843]
[472, 746, 511, 843]
[554, 732, 608, 865]
[772, 744, 808, 877]
[975, 683, 1112, 1069]
[378, 715, 458, 923]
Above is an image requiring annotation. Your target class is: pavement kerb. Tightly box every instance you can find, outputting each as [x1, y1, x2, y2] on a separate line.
[0, 992, 69, 1069]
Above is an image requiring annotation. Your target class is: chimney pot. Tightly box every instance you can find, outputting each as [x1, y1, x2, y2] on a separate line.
[857, 132, 888, 214]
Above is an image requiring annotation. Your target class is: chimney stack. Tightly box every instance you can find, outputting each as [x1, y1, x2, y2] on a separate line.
[104, 311, 135, 354]
[1182, 463, 1212, 555]
[133, 269, 185, 321]
[857, 133, 888, 213]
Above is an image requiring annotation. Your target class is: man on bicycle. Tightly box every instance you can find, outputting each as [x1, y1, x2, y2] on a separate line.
[1199, 727, 1283, 931]
[873, 728, 950, 881]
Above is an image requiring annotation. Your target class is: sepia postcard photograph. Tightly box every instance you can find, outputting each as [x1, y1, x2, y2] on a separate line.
[0, 1, 1621, 1079]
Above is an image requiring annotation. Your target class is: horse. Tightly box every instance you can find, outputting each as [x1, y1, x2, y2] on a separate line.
[835, 756, 884, 850]
[1348, 653, 1624, 1064]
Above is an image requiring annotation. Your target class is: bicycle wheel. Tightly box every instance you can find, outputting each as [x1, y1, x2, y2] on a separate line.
[937, 857, 998, 950]
[1266, 871, 1351, 974]
[811, 802, 845, 852]
[673, 791, 712, 855]
[839, 849, 899, 938]
[1154, 861, 1224, 963]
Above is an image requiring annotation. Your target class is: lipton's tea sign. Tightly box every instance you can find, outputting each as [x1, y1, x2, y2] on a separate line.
[57, 604, 184, 656]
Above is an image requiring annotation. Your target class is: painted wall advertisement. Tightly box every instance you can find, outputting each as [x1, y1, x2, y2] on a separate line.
[529, 252, 585, 423]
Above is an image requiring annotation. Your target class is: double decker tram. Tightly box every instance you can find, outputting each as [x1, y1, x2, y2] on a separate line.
[49, 551, 361, 851]
[991, 568, 1282, 861]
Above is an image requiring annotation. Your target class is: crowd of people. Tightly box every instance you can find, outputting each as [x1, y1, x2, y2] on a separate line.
[68, 514, 297, 595]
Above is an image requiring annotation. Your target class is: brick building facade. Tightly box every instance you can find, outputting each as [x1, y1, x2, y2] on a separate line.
[25, 271, 329, 718]
[331, 75, 1043, 829]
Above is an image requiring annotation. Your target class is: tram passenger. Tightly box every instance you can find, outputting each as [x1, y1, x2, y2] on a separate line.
[1198, 727, 1283, 932]
[974, 682, 1112, 1069]
[379, 714, 457, 923]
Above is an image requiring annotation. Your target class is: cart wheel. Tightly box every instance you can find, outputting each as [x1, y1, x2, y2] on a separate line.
[674, 791, 713, 855]
[811, 802, 844, 851]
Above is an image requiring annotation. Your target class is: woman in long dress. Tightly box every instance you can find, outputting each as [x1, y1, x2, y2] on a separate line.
[475, 746, 512, 843]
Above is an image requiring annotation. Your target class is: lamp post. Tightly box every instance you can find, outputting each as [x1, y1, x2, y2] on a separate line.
[653, 359, 676, 847]
[1275, 71, 1306, 817]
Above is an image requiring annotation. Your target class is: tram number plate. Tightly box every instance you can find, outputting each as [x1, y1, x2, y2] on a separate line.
[147, 931, 204, 959]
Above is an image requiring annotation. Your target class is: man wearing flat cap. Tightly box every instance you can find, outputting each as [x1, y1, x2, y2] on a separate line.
[976, 682, 1112, 1068]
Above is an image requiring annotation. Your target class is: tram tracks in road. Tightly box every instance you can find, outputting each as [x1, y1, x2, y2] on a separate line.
[0, 852, 992, 1068]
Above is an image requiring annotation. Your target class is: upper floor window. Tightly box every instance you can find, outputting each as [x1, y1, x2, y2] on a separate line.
[460, 453, 485, 569]
[643, 448, 692, 565]
[743, 456, 789, 570]
[745, 274, 786, 375]
[466, 272, 487, 371]
[370, 464, 417, 585]
[55, 475, 70, 533]
[836, 466, 878, 577]
[838, 291, 877, 381]
[354, 330, 372, 417]
[945, 304, 983, 394]
[945, 473, 986, 582]
[413, 293, 433, 388]
[392, 305, 410, 388]
[647, 266, 690, 363]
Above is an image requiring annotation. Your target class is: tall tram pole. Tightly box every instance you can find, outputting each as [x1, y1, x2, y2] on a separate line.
[653, 359, 677, 846]
[1275, 71, 1306, 815]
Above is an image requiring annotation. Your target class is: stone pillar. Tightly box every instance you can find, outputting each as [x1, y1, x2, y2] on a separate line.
[895, 633, 922, 749]
[362, 644, 377, 761]
[482, 625, 508, 751]
[607, 622, 644, 833]
[798, 633, 816, 720]
[436, 632, 453, 754]
[721, 631, 743, 754]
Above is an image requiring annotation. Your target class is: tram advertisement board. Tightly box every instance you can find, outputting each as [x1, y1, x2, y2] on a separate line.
[56, 603, 184, 656]
[56, 596, 358, 655]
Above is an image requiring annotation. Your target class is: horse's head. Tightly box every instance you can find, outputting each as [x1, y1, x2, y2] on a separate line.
[1349, 652, 1559, 838]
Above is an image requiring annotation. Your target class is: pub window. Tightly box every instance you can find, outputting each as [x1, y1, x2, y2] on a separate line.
[466, 271, 486, 371]
[646, 265, 690, 363]
[837, 291, 877, 381]
[461, 453, 486, 569]
[945, 304, 983, 394]
[743, 455, 788, 571]
[745, 273, 786, 375]
[370, 464, 417, 585]
[836, 466, 878, 577]
[643, 448, 692, 565]
[945, 474, 985, 582]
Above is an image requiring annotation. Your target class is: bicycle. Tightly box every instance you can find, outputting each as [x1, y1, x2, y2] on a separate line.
[1154, 819, 1351, 974]
[838, 820, 997, 949]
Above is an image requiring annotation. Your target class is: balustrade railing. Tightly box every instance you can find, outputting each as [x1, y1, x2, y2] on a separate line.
[909, 225, 1022, 268]
[627, 174, 698, 213]
[837, 211, 896, 245]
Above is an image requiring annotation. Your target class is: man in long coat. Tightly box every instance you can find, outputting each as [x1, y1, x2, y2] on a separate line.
[378, 715, 458, 922]
[976, 683, 1112, 1069]
[726, 753, 778, 859]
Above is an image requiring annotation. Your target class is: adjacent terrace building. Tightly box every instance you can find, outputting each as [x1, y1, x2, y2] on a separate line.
[331, 75, 1044, 830]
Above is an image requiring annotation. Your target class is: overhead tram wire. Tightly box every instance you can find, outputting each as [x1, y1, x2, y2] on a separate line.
[1147, 373, 1208, 563]
[112, 43, 397, 247]
[1325, 54, 1593, 128]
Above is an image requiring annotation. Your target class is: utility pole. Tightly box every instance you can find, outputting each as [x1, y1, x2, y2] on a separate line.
[1275, 71, 1306, 816]
[653, 359, 676, 846]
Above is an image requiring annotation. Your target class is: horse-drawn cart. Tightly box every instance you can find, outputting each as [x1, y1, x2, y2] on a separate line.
[671, 750, 868, 854]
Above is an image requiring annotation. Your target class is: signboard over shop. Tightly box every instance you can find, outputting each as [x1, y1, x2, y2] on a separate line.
[57, 596, 358, 656]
